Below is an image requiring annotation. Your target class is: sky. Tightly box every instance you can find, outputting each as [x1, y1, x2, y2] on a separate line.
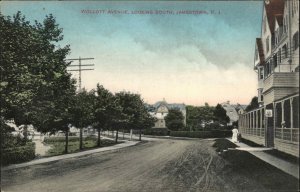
[1, 1, 263, 106]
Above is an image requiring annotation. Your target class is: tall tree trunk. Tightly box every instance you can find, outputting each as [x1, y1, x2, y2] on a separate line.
[139, 129, 142, 141]
[97, 128, 101, 147]
[115, 129, 119, 143]
[79, 127, 83, 150]
[65, 129, 69, 154]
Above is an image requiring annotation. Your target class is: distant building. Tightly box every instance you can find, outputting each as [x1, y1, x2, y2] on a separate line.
[221, 101, 247, 126]
[148, 99, 186, 128]
[239, 0, 299, 157]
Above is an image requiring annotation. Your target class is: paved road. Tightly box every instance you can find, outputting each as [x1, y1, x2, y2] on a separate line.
[1, 138, 298, 192]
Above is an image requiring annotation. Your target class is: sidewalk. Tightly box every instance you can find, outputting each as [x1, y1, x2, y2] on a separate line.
[227, 138, 299, 179]
[2, 140, 139, 171]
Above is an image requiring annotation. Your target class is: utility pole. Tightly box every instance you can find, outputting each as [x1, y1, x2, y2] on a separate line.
[66, 57, 94, 150]
[66, 57, 94, 91]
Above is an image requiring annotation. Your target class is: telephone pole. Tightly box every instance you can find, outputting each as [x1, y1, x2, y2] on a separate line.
[67, 57, 94, 91]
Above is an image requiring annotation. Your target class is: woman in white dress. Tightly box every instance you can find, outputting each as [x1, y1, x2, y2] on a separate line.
[232, 126, 239, 143]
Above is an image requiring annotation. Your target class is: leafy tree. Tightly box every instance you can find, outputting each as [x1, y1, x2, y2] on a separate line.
[115, 92, 152, 141]
[1, 12, 73, 142]
[213, 104, 230, 125]
[165, 109, 185, 131]
[245, 96, 259, 112]
[94, 84, 117, 146]
[70, 89, 96, 150]
[186, 106, 202, 131]
[186, 104, 214, 131]
[106, 95, 129, 144]
[32, 75, 77, 153]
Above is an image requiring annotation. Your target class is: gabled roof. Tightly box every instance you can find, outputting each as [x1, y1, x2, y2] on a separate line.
[265, 0, 285, 33]
[153, 101, 186, 111]
[256, 38, 265, 65]
[275, 14, 283, 26]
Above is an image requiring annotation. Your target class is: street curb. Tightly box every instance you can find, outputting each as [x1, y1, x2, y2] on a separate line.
[2, 140, 139, 171]
[143, 135, 204, 140]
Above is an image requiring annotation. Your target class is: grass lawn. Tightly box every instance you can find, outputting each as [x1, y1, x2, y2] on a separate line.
[213, 139, 299, 191]
[44, 137, 122, 157]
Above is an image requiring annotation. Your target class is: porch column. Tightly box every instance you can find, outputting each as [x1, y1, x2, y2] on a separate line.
[290, 98, 293, 129]
[281, 101, 285, 125]
[260, 109, 263, 136]
[256, 110, 258, 135]
[281, 101, 284, 139]
[252, 112, 255, 132]
[290, 98, 293, 142]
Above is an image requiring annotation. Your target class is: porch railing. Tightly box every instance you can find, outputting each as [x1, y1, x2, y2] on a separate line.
[275, 127, 299, 143]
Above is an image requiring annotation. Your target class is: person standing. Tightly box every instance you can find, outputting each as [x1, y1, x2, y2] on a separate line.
[232, 126, 239, 143]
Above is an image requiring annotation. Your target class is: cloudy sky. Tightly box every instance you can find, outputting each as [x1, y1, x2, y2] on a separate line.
[2, 1, 263, 106]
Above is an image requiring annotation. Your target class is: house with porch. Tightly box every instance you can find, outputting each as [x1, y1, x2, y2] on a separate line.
[239, 0, 299, 157]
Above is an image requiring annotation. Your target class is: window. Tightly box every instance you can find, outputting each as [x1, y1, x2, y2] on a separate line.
[261, 95, 264, 102]
[259, 68, 264, 79]
[278, 48, 281, 63]
[273, 54, 277, 68]
[266, 36, 270, 53]
[283, 17, 287, 33]
[265, 62, 270, 76]
[282, 44, 287, 59]
[293, 31, 299, 50]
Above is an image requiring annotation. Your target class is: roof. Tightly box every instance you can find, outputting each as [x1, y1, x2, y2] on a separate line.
[220, 103, 239, 122]
[152, 101, 186, 111]
[265, 0, 285, 33]
[256, 38, 265, 65]
[232, 104, 247, 111]
[275, 14, 283, 26]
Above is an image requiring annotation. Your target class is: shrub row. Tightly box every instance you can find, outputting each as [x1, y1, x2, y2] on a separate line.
[2, 142, 36, 165]
[169, 130, 232, 138]
[44, 136, 97, 143]
[143, 128, 169, 136]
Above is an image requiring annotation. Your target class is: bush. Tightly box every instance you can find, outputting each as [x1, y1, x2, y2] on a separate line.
[143, 128, 169, 136]
[2, 142, 36, 165]
[169, 130, 232, 138]
[212, 138, 237, 152]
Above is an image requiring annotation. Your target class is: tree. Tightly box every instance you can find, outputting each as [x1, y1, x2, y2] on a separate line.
[32, 75, 77, 154]
[115, 92, 152, 141]
[186, 104, 214, 131]
[213, 104, 230, 125]
[1, 12, 73, 142]
[245, 96, 259, 112]
[164, 109, 185, 131]
[94, 84, 115, 147]
[70, 89, 96, 150]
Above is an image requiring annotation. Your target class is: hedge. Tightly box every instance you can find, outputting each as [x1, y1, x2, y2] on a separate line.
[44, 136, 97, 143]
[2, 142, 36, 165]
[169, 130, 232, 138]
[143, 128, 170, 136]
